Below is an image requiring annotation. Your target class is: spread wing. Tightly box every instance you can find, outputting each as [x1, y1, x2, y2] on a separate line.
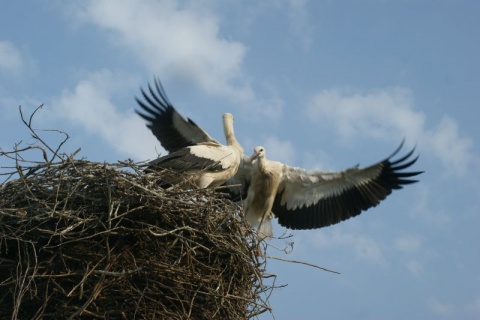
[135, 77, 218, 153]
[272, 143, 423, 229]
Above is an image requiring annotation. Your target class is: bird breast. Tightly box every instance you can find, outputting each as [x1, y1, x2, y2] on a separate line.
[249, 169, 281, 210]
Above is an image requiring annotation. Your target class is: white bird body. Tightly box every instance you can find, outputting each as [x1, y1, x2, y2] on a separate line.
[243, 143, 422, 234]
[245, 148, 282, 239]
[147, 114, 243, 188]
[136, 79, 243, 188]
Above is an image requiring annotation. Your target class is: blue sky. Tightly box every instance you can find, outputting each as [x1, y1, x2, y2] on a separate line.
[1, 1, 479, 319]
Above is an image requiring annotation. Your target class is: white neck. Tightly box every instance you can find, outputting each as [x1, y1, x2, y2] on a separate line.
[223, 114, 243, 154]
[257, 155, 268, 172]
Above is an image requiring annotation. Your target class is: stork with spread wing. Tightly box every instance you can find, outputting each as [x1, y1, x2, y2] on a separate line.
[136, 78, 423, 239]
[244, 144, 422, 239]
[136, 78, 244, 188]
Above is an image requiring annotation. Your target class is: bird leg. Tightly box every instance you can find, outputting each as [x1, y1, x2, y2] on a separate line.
[256, 243, 264, 258]
[257, 210, 273, 240]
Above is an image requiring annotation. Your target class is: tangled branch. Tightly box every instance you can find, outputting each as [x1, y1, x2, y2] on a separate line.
[1, 104, 337, 319]
[0, 155, 276, 319]
[0, 106, 276, 319]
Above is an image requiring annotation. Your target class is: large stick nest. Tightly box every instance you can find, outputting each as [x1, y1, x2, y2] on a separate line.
[0, 151, 272, 319]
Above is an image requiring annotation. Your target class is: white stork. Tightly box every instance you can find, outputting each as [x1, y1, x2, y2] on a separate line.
[244, 143, 422, 238]
[136, 78, 244, 188]
[135, 77, 423, 238]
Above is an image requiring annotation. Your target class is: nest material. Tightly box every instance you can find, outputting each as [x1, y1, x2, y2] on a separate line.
[0, 157, 271, 319]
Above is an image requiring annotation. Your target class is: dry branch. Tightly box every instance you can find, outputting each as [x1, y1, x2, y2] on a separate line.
[0, 152, 273, 319]
[1, 104, 338, 320]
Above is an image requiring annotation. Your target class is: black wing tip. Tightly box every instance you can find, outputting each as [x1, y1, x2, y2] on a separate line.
[384, 141, 424, 187]
[395, 171, 424, 178]
[135, 77, 174, 117]
[134, 108, 153, 122]
[385, 138, 406, 159]
[386, 139, 415, 160]
[135, 95, 170, 118]
[391, 155, 420, 171]
[387, 140, 422, 166]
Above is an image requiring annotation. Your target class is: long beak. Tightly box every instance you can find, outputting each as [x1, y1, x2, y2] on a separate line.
[250, 151, 261, 161]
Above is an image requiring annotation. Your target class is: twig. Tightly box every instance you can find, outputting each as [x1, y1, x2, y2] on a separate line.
[265, 255, 341, 274]
[18, 105, 69, 162]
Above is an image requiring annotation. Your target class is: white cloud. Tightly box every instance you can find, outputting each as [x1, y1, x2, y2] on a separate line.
[0, 40, 24, 74]
[425, 115, 474, 176]
[466, 296, 480, 315]
[405, 259, 424, 277]
[299, 149, 335, 171]
[287, 0, 313, 50]
[72, 1, 249, 99]
[252, 97, 285, 122]
[51, 69, 159, 160]
[313, 229, 386, 266]
[306, 87, 474, 176]
[394, 235, 425, 276]
[410, 184, 451, 227]
[306, 87, 424, 142]
[427, 295, 480, 319]
[66, 0, 286, 121]
[428, 296, 454, 317]
[263, 136, 296, 165]
[394, 234, 421, 253]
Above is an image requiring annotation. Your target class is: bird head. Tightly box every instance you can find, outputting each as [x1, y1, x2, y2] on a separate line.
[223, 113, 234, 123]
[250, 146, 266, 161]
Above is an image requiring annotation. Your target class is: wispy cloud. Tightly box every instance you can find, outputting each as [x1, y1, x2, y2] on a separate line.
[405, 259, 424, 277]
[306, 87, 424, 141]
[427, 295, 480, 318]
[428, 296, 454, 317]
[466, 296, 480, 316]
[306, 87, 474, 176]
[66, 0, 285, 120]
[0, 40, 25, 75]
[263, 136, 296, 165]
[425, 115, 474, 176]
[74, 0, 246, 85]
[50, 69, 159, 160]
[298, 149, 335, 171]
[394, 234, 422, 253]
[410, 184, 451, 227]
[394, 235, 425, 276]
[287, 0, 313, 50]
[313, 228, 386, 266]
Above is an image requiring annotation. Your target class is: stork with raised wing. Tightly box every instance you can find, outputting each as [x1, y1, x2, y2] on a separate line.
[244, 143, 422, 239]
[135, 78, 423, 239]
[136, 79, 244, 188]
